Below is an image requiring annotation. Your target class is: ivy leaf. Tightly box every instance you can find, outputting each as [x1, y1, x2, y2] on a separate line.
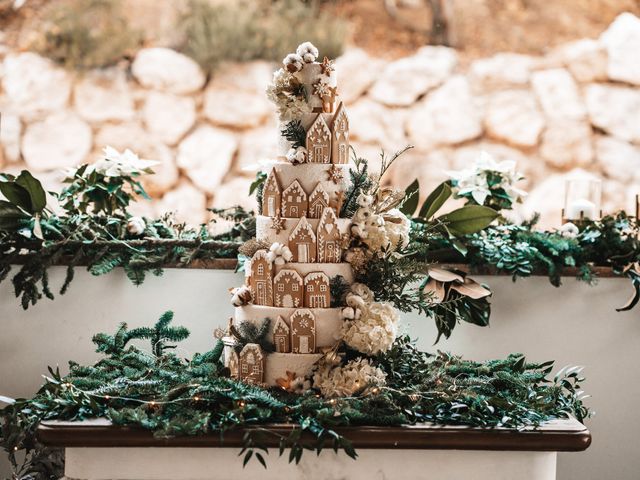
[439, 205, 499, 236]
[399, 179, 420, 216]
[418, 181, 451, 219]
[15, 170, 47, 213]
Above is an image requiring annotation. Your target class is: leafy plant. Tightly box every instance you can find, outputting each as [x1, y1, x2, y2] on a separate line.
[31, 0, 141, 70]
[178, 0, 346, 73]
[280, 120, 307, 149]
[0, 171, 48, 233]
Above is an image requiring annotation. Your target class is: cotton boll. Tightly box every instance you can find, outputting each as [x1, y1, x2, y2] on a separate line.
[126, 216, 146, 236]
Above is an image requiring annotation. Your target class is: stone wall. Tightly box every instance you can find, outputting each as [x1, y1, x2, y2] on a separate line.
[1, 13, 639, 228]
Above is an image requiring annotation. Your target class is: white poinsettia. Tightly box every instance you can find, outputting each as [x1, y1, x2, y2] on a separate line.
[266, 68, 312, 121]
[446, 151, 527, 209]
[88, 146, 158, 178]
[312, 357, 386, 398]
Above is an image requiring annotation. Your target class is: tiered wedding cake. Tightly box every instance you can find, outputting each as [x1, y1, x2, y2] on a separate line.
[225, 43, 354, 387]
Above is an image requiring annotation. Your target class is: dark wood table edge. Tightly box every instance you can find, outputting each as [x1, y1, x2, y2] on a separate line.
[37, 421, 591, 452]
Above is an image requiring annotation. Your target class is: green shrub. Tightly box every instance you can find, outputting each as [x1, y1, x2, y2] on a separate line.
[31, 0, 141, 70]
[179, 0, 347, 73]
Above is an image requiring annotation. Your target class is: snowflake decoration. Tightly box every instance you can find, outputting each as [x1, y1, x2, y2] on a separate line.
[320, 56, 335, 75]
[313, 79, 331, 98]
[299, 318, 309, 328]
[270, 216, 286, 234]
[327, 164, 344, 184]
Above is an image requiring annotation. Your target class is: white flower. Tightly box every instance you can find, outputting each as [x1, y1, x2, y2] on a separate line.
[361, 215, 390, 252]
[382, 209, 410, 250]
[296, 42, 319, 63]
[341, 307, 356, 320]
[446, 151, 526, 207]
[88, 146, 158, 178]
[265, 68, 312, 121]
[352, 206, 372, 223]
[286, 146, 307, 165]
[356, 193, 374, 208]
[559, 222, 579, 239]
[230, 286, 252, 306]
[266, 242, 293, 265]
[283, 53, 304, 73]
[312, 358, 386, 398]
[126, 216, 146, 236]
[341, 302, 399, 355]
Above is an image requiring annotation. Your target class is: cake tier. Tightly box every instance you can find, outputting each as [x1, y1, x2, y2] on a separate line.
[274, 262, 353, 284]
[294, 62, 337, 111]
[235, 305, 343, 349]
[264, 161, 350, 206]
[256, 214, 351, 244]
[264, 353, 323, 386]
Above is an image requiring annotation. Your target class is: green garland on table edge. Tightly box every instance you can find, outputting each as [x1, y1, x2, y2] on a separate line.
[0, 311, 590, 476]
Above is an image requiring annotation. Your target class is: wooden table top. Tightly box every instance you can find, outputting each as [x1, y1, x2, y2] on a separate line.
[37, 417, 591, 452]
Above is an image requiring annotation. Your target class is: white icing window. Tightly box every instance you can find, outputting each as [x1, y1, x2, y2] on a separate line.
[288, 195, 293, 201]
[257, 265, 264, 276]
[292, 284, 299, 292]
[252, 365, 260, 374]
[307, 285, 314, 292]
[241, 364, 248, 374]
[278, 284, 284, 292]
[320, 285, 327, 292]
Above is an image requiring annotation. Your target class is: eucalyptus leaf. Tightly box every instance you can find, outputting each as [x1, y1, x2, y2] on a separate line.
[399, 179, 420, 216]
[418, 181, 451, 219]
[439, 205, 499, 236]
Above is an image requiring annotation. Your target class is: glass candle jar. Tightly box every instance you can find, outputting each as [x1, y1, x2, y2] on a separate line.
[563, 178, 602, 221]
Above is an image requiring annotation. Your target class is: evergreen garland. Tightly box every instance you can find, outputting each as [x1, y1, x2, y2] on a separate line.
[0, 314, 589, 476]
[280, 120, 306, 149]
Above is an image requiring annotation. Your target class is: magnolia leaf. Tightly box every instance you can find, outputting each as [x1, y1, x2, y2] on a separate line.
[0, 395, 15, 404]
[419, 181, 452, 219]
[399, 179, 420, 216]
[0, 181, 31, 212]
[428, 267, 464, 283]
[422, 278, 446, 303]
[15, 170, 47, 213]
[616, 277, 640, 312]
[450, 278, 492, 299]
[439, 205, 499, 236]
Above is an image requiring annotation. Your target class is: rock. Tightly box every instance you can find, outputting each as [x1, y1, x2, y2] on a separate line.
[142, 91, 196, 145]
[585, 83, 640, 143]
[531, 68, 586, 121]
[74, 68, 135, 123]
[595, 135, 640, 184]
[235, 125, 279, 173]
[348, 97, 408, 150]
[483, 90, 545, 148]
[468, 53, 536, 92]
[335, 48, 384, 104]
[177, 126, 238, 194]
[95, 122, 178, 196]
[539, 120, 593, 169]
[600, 13, 640, 86]
[203, 87, 272, 129]
[1, 52, 71, 118]
[406, 75, 482, 149]
[131, 47, 205, 94]
[552, 39, 608, 83]
[0, 113, 22, 163]
[522, 168, 598, 229]
[369, 46, 457, 107]
[207, 61, 273, 94]
[22, 111, 92, 171]
[210, 177, 255, 212]
[157, 181, 207, 226]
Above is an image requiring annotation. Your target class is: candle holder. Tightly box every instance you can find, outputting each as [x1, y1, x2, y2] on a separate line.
[562, 178, 602, 227]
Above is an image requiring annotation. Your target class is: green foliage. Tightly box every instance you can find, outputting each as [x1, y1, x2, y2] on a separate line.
[178, 0, 347, 73]
[0, 171, 48, 233]
[418, 181, 452, 219]
[230, 318, 274, 353]
[250, 171, 268, 213]
[0, 319, 589, 476]
[31, 0, 141, 70]
[280, 120, 307, 150]
[439, 205, 500, 236]
[58, 161, 151, 216]
[329, 275, 350, 308]
[340, 149, 374, 218]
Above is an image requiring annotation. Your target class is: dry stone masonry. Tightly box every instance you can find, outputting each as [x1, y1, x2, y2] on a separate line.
[0, 14, 639, 228]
